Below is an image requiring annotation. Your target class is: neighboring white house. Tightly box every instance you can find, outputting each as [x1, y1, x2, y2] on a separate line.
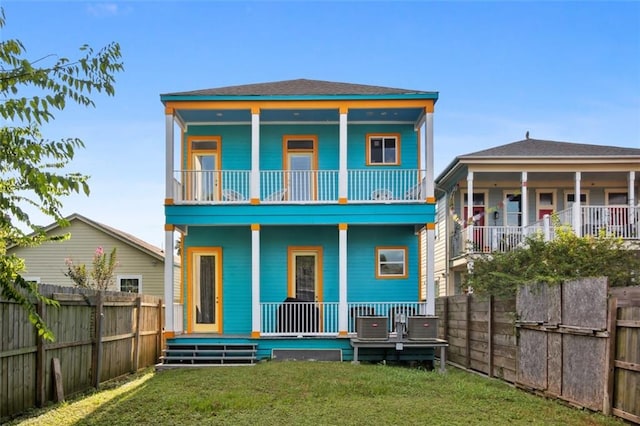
[8, 213, 180, 301]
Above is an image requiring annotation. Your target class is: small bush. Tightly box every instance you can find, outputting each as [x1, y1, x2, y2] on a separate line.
[466, 225, 639, 297]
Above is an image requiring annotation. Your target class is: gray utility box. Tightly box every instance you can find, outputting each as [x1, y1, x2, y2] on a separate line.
[356, 316, 389, 340]
[407, 316, 438, 340]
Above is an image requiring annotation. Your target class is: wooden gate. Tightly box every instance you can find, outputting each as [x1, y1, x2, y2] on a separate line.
[605, 286, 640, 423]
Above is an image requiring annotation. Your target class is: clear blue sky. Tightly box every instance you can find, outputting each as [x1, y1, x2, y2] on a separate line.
[2, 1, 639, 249]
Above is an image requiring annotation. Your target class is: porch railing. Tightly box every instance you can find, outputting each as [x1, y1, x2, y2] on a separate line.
[172, 169, 427, 204]
[259, 301, 427, 336]
[173, 303, 184, 334]
[450, 205, 639, 258]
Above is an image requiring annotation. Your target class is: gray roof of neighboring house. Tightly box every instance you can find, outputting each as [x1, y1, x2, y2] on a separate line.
[463, 138, 640, 158]
[14, 213, 179, 265]
[436, 138, 640, 184]
[162, 78, 438, 97]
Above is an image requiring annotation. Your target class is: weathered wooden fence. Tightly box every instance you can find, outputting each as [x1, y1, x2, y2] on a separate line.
[0, 284, 162, 421]
[435, 294, 517, 382]
[436, 279, 639, 423]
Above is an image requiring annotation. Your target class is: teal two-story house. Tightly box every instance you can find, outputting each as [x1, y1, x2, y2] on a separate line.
[160, 79, 438, 363]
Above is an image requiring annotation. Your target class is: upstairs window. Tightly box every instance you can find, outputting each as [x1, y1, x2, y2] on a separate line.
[367, 134, 400, 165]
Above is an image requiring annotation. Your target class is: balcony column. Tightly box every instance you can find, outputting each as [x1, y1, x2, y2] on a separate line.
[338, 107, 348, 204]
[165, 108, 175, 204]
[466, 171, 474, 250]
[629, 171, 636, 207]
[574, 172, 582, 236]
[338, 224, 348, 335]
[251, 224, 261, 337]
[521, 172, 528, 232]
[425, 109, 435, 315]
[163, 225, 175, 336]
[250, 108, 261, 204]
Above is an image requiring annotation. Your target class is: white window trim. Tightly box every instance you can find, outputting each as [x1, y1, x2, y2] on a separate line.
[535, 189, 557, 219]
[117, 274, 142, 294]
[502, 190, 522, 227]
[22, 276, 41, 284]
[604, 189, 628, 205]
[563, 190, 589, 207]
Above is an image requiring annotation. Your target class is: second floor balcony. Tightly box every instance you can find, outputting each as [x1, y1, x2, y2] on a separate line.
[172, 169, 428, 205]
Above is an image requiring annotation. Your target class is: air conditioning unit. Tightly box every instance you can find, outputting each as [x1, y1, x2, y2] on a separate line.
[356, 316, 389, 340]
[407, 316, 438, 340]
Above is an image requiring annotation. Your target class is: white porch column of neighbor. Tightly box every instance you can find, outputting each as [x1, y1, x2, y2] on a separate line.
[630, 171, 637, 232]
[250, 110, 260, 203]
[521, 172, 528, 232]
[251, 225, 261, 337]
[338, 224, 348, 335]
[466, 171, 474, 250]
[163, 111, 175, 333]
[573, 172, 582, 236]
[425, 112, 436, 315]
[338, 108, 348, 203]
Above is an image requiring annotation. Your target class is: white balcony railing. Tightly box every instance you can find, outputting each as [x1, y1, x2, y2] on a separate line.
[173, 303, 184, 334]
[450, 205, 639, 258]
[172, 169, 427, 204]
[259, 301, 427, 336]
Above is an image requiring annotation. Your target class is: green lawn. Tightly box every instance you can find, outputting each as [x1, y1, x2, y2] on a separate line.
[9, 362, 624, 426]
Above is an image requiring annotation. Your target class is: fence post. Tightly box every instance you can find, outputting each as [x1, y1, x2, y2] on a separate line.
[466, 294, 471, 369]
[157, 299, 163, 362]
[488, 295, 494, 378]
[603, 294, 617, 415]
[132, 296, 142, 372]
[92, 292, 104, 389]
[35, 300, 46, 407]
[443, 297, 449, 340]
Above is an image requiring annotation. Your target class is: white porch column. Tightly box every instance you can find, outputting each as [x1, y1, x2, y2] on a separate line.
[251, 224, 261, 337]
[338, 108, 348, 203]
[521, 172, 529, 231]
[163, 227, 174, 334]
[338, 224, 348, 335]
[574, 172, 582, 235]
[250, 110, 260, 203]
[165, 110, 175, 202]
[425, 111, 435, 202]
[425, 111, 435, 314]
[466, 171, 474, 249]
[629, 171, 636, 206]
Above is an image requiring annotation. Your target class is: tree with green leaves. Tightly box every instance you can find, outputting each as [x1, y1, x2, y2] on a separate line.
[0, 7, 123, 340]
[465, 225, 640, 298]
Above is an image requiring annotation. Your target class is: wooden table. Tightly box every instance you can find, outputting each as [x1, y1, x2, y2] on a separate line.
[350, 338, 449, 372]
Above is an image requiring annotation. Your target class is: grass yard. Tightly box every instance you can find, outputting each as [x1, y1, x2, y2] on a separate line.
[9, 362, 624, 426]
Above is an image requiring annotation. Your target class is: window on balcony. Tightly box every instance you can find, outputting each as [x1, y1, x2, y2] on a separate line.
[376, 247, 407, 279]
[367, 134, 400, 165]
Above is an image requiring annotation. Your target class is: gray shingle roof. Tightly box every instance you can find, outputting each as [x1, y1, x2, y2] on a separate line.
[163, 78, 436, 97]
[463, 139, 640, 158]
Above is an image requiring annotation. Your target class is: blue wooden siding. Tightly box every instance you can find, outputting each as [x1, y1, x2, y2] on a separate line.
[183, 224, 419, 335]
[183, 125, 252, 170]
[347, 124, 418, 169]
[347, 225, 418, 302]
[260, 124, 340, 170]
[260, 226, 339, 303]
[184, 226, 252, 334]
[184, 123, 419, 172]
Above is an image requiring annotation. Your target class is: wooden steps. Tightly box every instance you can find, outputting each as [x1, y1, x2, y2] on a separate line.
[158, 342, 257, 368]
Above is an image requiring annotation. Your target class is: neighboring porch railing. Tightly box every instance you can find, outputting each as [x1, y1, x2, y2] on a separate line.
[172, 169, 427, 204]
[259, 301, 427, 336]
[449, 205, 640, 258]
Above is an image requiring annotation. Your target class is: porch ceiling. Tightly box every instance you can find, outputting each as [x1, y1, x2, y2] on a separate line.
[174, 106, 424, 125]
